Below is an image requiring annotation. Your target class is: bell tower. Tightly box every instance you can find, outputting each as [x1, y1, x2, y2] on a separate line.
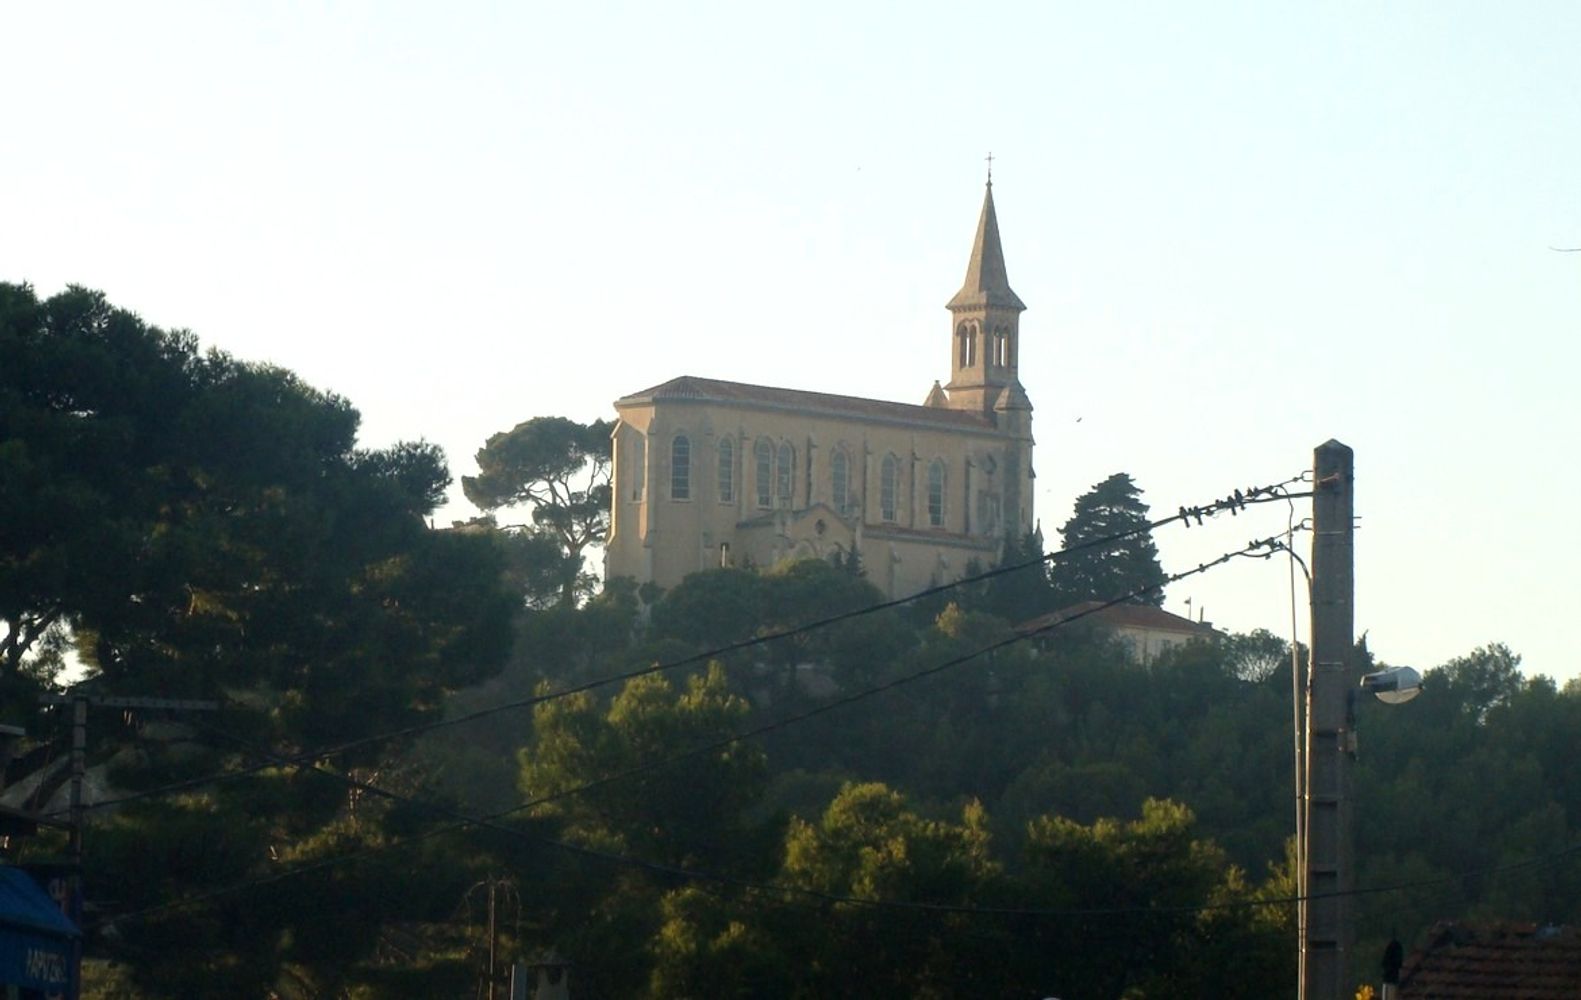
[943, 176, 1026, 414]
[941, 173, 1036, 540]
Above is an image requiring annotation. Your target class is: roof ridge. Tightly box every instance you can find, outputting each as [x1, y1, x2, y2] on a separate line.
[615, 375, 998, 430]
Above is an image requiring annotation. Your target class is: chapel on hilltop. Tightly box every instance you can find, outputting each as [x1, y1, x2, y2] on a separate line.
[603, 181, 1037, 599]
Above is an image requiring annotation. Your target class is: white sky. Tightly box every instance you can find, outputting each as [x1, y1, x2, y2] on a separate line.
[4, 2, 1579, 680]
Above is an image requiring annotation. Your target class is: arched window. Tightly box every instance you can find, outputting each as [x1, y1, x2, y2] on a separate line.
[671, 435, 690, 500]
[776, 442, 794, 505]
[630, 434, 646, 501]
[957, 323, 970, 368]
[966, 323, 978, 366]
[755, 439, 773, 508]
[992, 328, 1009, 367]
[927, 459, 945, 527]
[831, 449, 850, 514]
[717, 437, 734, 503]
[880, 454, 899, 522]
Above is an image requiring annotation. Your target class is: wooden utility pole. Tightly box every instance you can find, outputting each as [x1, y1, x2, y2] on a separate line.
[1301, 440, 1355, 1000]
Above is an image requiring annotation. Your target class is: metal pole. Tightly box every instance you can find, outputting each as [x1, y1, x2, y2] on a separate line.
[1302, 440, 1355, 1000]
[487, 877, 498, 1000]
[1290, 522, 1308, 991]
[68, 695, 86, 865]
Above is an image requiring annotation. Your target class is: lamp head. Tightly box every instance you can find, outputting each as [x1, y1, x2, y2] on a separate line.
[1360, 666, 1422, 705]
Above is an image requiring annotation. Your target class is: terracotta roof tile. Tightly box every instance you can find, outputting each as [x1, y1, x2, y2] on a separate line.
[1399, 921, 1581, 998]
[616, 375, 996, 432]
[1018, 600, 1218, 637]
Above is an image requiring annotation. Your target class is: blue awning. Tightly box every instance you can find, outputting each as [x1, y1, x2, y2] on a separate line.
[0, 867, 78, 994]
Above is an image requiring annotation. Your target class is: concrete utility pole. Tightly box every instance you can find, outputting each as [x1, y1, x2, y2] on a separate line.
[41, 693, 219, 908]
[1301, 440, 1355, 1000]
[488, 876, 499, 1000]
[67, 695, 87, 869]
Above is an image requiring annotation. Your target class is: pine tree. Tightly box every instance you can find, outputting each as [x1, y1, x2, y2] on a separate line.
[983, 528, 1052, 623]
[1050, 472, 1166, 607]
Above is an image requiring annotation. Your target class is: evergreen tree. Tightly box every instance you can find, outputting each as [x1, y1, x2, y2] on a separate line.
[0, 284, 518, 996]
[462, 415, 613, 607]
[1050, 472, 1167, 607]
[983, 528, 1052, 623]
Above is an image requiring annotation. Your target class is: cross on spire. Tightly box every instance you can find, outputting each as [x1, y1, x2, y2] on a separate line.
[985, 151, 994, 185]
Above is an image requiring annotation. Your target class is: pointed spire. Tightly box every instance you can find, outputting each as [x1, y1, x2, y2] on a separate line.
[948, 181, 1025, 312]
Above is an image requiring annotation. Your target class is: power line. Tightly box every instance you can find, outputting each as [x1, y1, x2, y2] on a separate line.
[76, 472, 1579, 940]
[63, 474, 1308, 818]
[298, 476, 1308, 757]
[501, 532, 1297, 821]
[92, 531, 1299, 929]
[98, 709, 1581, 929]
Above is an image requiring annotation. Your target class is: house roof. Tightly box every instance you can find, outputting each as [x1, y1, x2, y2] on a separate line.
[0, 803, 69, 837]
[1398, 922, 1581, 998]
[615, 375, 996, 432]
[1018, 600, 1219, 638]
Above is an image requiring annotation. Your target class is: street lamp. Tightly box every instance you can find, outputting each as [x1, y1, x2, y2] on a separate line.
[1359, 666, 1421, 706]
[1300, 441, 1423, 1000]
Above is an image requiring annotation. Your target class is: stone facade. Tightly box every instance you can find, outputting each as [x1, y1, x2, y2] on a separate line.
[604, 182, 1036, 599]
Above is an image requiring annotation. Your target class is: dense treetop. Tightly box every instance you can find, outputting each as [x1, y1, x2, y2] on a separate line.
[1, 284, 514, 718]
[1051, 471, 1168, 607]
[6, 290, 1574, 997]
[2, 284, 519, 995]
[462, 415, 613, 607]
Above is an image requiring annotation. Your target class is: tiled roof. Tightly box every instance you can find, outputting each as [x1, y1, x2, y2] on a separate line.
[1018, 600, 1218, 637]
[1398, 922, 1581, 998]
[615, 375, 997, 432]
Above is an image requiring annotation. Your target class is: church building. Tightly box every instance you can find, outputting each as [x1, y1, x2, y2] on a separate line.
[604, 181, 1036, 599]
